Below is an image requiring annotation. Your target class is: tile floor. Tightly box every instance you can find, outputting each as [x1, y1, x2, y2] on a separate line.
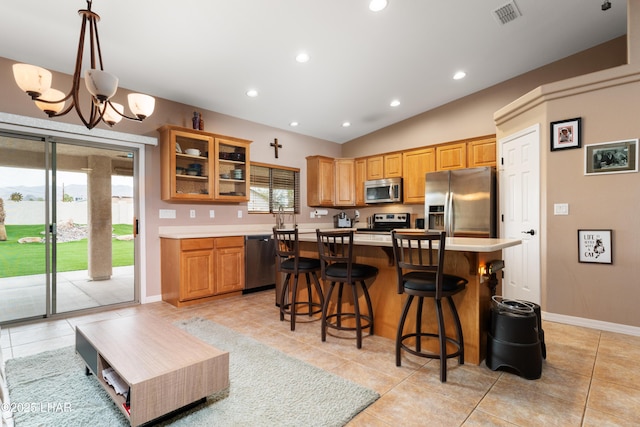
[1, 290, 640, 426]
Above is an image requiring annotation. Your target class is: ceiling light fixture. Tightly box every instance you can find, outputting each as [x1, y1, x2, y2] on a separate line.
[369, 0, 388, 12]
[295, 52, 310, 63]
[12, 0, 155, 130]
[390, 99, 400, 107]
[453, 71, 467, 80]
[342, 122, 351, 127]
[289, 121, 299, 127]
[246, 89, 259, 97]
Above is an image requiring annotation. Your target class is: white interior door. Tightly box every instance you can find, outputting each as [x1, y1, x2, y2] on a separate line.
[499, 124, 541, 304]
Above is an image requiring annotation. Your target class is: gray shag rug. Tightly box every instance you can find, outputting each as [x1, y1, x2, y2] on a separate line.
[6, 317, 379, 426]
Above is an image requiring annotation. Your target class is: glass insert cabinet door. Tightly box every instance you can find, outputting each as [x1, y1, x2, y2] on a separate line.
[0, 132, 137, 324]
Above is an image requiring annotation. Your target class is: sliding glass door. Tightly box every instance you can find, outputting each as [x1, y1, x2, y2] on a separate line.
[0, 132, 138, 323]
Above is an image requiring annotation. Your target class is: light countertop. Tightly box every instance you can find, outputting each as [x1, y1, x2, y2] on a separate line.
[158, 225, 521, 253]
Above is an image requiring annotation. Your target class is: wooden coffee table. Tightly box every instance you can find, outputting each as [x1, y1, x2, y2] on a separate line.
[75, 314, 229, 426]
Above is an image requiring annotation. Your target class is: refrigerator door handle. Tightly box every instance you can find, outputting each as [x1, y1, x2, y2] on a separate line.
[448, 191, 454, 236]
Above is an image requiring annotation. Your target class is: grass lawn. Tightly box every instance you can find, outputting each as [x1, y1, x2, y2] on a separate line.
[0, 224, 134, 278]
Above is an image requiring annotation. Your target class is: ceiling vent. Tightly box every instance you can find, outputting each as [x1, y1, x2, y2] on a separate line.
[493, 1, 521, 25]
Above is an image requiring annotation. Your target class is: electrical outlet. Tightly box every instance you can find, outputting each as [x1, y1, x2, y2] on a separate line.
[190, 209, 196, 219]
[209, 210, 215, 219]
[553, 203, 569, 215]
[310, 211, 315, 218]
[237, 210, 243, 219]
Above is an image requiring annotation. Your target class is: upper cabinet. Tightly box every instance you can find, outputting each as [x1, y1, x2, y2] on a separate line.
[467, 135, 497, 168]
[334, 159, 355, 206]
[436, 142, 467, 170]
[306, 155, 335, 207]
[366, 153, 402, 180]
[402, 148, 435, 204]
[159, 126, 251, 203]
[355, 158, 367, 206]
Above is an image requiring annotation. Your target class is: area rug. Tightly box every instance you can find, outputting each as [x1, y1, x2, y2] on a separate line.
[5, 317, 379, 426]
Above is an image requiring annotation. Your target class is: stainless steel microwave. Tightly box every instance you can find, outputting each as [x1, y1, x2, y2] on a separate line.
[364, 178, 402, 203]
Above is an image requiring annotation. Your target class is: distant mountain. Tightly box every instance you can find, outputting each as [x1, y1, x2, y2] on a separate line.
[0, 184, 133, 201]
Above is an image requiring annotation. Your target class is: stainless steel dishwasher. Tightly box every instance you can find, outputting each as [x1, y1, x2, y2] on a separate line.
[244, 235, 276, 293]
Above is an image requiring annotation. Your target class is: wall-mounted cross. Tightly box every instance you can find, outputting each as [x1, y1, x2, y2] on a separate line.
[270, 138, 282, 158]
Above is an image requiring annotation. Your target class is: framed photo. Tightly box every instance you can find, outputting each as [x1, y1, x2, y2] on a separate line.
[578, 229, 612, 264]
[585, 139, 638, 175]
[550, 117, 581, 151]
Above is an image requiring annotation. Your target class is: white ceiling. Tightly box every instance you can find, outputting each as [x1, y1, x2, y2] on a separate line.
[0, 0, 627, 143]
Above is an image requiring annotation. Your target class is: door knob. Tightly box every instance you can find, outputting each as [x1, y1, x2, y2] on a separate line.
[521, 229, 535, 236]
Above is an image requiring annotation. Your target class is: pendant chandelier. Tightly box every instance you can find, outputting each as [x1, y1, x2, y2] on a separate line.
[12, 0, 155, 130]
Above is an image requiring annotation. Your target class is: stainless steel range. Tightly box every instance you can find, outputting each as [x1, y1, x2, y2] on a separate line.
[357, 212, 411, 233]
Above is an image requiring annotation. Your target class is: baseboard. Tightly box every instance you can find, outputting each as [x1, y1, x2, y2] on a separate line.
[542, 311, 640, 337]
[142, 294, 163, 304]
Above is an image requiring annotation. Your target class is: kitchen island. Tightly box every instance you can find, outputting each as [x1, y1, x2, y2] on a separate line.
[296, 231, 521, 365]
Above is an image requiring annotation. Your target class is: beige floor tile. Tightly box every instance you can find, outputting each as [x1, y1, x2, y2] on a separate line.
[366, 379, 473, 427]
[9, 322, 74, 347]
[582, 407, 636, 427]
[10, 334, 75, 360]
[407, 360, 501, 407]
[327, 359, 400, 395]
[593, 351, 640, 391]
[544, 340, 597, 377]
[462, 410, 519, 426]
[587, 377, 640, 423]
[498, 364, 591, 405]
[476, 376, 584, 426]
[597, 330, 640, 360]
[347, 410, 392, 426]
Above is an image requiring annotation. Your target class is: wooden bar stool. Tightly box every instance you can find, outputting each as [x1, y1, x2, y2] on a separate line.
[316, 229, 378, 349]
[391, 230, 468, 382]
[273, 227, 324, 331]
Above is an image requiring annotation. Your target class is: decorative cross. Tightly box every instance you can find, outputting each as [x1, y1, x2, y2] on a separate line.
[270, 138, 282, 158]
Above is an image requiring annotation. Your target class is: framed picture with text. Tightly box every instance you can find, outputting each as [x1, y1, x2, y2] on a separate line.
[578, 229, 612, 264]
[550, 117, 581, 151]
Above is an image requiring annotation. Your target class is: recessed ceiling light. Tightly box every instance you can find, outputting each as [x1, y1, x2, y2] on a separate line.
[369, 0, 388, 12]
[342, 121, 351, 127]
[290, 121, 299, 127]
[390, 99, 400, 107]
[453, 71, 466, 80]
[295, 52, 310, 63]
[246, 89, 258, 97]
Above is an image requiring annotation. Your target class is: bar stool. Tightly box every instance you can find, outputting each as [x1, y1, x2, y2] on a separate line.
[316, 229, 378, 349]
[273, 227, 324, 331]
[391, 230, 468, 382]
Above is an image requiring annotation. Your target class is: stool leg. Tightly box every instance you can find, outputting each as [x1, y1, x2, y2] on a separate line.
[435, 298, 447, 382]
[415, 297, 424, 354]
[336, 283, 345, 328]
[447, 295, 464, 365]
[304, 273, 313, 316]
[322, 282, 336, 342]
[280, 273, 291, 322]
[396, 295, 413, 366]
[311, 271, 324, 308]
[290, 273, 300, 331]
[360, 280, 374, 336]
[351, 282, 362, 349]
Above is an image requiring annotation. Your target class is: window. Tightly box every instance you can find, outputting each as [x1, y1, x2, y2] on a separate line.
[249, 163, 300, 213]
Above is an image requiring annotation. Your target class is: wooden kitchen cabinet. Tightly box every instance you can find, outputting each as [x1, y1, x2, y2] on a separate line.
[159, 125, 251, 203]
[334, 158, 355, 206]
[436, 142, 467, 170]
[384, 152, 403, 177]
[403, 147, 435, 204]
[161, 236, 245, 307]
[366, 153, 402, 180]
[467, 135, 497, 167]
[306, 156, 335, 207]
[214, 237, 245, 294]
[355, 158, 367, 206]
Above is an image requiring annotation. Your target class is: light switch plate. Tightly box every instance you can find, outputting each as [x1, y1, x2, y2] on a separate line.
[237, 210, 243, 218]
[209, 210, 215, 219]
[554, 203, 569, 215]
[190, 209, 196, 218]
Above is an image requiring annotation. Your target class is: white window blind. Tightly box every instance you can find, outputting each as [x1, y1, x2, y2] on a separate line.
[249, 164, 299, 213]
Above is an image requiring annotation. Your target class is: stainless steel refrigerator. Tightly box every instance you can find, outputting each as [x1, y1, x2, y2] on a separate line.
[425, 166, 496, 237]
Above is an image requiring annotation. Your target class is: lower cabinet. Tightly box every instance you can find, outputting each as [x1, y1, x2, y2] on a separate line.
[161, 236, 245, 307]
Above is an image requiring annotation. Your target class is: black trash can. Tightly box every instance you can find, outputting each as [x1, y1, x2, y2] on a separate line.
[486, 297, 544, 379]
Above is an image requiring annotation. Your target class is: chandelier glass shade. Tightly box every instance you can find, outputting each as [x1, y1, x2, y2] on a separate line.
[12, 0, 155, 130]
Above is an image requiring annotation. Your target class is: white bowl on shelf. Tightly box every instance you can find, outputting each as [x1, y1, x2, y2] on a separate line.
[184, 148, 201, 156]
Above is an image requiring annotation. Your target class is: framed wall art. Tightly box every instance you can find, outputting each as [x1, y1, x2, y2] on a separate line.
[550, 117, 581, 151]
[585, 139, 638, 175]
[578, 229, 612, 264]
